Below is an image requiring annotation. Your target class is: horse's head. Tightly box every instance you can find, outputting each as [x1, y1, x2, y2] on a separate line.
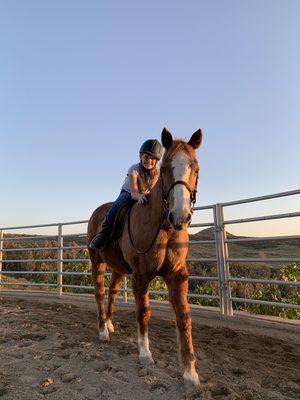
[160, 128, 202, 231]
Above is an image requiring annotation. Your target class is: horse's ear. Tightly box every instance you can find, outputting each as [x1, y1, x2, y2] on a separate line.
[161, 127, 173, 149]
[188, 129, 202, 149]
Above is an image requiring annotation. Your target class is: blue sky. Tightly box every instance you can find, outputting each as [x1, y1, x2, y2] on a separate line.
[1, 0, 299, 236]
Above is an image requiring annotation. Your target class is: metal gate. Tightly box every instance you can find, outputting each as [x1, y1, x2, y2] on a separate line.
[1, 189, 299, 316]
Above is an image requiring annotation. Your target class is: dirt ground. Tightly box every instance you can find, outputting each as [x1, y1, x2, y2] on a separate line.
[0, 295, 299, 400]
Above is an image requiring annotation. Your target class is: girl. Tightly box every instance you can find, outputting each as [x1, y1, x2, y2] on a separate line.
[89, 139, 163, 250]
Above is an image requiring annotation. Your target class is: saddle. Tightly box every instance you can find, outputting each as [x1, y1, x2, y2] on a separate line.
[110, 202, 133, 240]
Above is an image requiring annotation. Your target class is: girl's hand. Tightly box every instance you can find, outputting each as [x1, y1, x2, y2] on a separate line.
[137, 194, 148, 205]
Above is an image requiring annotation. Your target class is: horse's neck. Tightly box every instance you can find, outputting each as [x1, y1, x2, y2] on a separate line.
[135, 177, 165, 226]
[149, 177, 165, 221]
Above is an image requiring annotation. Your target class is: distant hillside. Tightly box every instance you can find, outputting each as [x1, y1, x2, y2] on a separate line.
[189, 227, 300, 261]
[190, 227, 237, 241]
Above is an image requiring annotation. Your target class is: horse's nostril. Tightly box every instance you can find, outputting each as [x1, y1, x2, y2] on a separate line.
[168, 212, 174, 225]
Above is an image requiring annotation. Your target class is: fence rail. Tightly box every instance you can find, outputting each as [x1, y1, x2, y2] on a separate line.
[1, 189, 299, 317]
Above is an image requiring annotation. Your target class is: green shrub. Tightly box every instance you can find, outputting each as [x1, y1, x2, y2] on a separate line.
[248, 263, 300, 319]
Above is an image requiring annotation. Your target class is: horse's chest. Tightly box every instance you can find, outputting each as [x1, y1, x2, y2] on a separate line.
[122, 235, 167, 274]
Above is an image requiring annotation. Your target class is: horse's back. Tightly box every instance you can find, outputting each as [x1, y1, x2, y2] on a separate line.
[87, 202, 113, 243]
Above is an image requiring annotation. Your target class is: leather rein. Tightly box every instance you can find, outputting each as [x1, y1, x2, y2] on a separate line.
[128, 167, 199, 254]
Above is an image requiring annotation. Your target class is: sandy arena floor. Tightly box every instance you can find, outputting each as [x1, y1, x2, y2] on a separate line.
[0, 294, 299, 400]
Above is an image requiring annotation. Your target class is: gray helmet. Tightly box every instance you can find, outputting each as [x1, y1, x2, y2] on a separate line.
[139, 139, 163, 160]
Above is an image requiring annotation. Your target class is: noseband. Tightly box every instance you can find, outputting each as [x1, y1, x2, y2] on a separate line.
[160, 166, 199, 215]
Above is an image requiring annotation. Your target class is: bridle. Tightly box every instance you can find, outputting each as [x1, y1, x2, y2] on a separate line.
[160, 164, 199, 215]
[128, 161, 199, 254]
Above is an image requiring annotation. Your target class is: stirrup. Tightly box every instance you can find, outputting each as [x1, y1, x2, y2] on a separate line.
[89, 232, 108, 250]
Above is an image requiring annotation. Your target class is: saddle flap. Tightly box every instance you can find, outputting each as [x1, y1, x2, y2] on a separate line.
[110, 202, 133, 240]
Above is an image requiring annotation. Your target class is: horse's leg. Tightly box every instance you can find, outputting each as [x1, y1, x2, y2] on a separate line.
[90, 251, 110, 341]
[163, 265, 200, 388]
[132, 273, 154, 365]
[106, 270, 124, 333]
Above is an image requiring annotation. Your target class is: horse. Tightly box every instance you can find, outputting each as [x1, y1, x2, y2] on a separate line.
[87, 127, 202, 389]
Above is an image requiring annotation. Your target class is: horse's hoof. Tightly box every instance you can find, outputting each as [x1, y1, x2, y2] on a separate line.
[99, 323, 110, 342]
[106, 319, 114, 333]
[183, 369, 200, 390]
[139, 354, 155, 366]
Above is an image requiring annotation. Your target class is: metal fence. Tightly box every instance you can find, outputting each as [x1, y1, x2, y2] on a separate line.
[0, 189, 299, 317]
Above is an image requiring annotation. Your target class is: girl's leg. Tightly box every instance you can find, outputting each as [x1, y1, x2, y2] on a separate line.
[89, 191, 133, 249]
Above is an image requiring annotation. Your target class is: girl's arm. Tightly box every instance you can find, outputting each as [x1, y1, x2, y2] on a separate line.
[129, 172, 147, 204]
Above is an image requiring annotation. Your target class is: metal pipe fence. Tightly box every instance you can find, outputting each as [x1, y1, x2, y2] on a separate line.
[0, 189, 299, 317]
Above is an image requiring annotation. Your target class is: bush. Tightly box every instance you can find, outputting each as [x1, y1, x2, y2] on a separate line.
[248, 263, 300, 320]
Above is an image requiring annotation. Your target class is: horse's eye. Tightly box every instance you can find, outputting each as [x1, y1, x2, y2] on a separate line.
[160, 166, 166, 173]
[190, 161, 198, 170]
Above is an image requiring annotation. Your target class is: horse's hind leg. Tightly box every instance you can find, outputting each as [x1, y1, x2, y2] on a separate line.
[106, 270, 124, 333]
[90, 253, 110, 341]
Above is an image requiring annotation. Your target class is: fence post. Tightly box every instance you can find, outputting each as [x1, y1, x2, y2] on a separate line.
[215, 204, 233, 316]
[123, 276, 128, 303]
[57, 224, 63, 296]
[0, 230, 3, 289]
[213, 205, 225, 315]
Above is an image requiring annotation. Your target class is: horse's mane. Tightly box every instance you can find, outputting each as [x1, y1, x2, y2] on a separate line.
[162, 140, 196, 164]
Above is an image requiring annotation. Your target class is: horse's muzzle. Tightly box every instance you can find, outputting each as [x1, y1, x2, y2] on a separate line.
[168, 211, 192, 230]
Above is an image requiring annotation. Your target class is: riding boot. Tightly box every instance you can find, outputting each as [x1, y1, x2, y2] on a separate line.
[89, 220, 111, 250]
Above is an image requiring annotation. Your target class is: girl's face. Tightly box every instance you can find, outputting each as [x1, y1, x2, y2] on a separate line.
[141, 153, 157, 170]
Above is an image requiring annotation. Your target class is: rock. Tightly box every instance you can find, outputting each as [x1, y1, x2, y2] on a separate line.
[61, 373, 76, 382]
[41, 378, 54, 387]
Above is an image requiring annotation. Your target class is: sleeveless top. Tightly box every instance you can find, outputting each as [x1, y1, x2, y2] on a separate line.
[121, 163, 158, 195]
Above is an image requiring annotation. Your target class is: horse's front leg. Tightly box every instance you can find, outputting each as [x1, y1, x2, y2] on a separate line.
[163, 265, 200, 389]
[132, 273, 154, 365]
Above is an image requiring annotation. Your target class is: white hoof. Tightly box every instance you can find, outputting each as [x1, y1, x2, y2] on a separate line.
[183, 369, 200, 389]
[99, 323, 110, 342]
[139, 349, 154, 365]
[106, 319, 114, 333]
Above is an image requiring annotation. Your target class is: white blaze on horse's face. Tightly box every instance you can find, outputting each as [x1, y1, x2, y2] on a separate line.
[169, 151, 192, 230]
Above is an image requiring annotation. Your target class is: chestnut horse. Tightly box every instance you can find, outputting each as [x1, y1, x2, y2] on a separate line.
[87, 128, 202, 388]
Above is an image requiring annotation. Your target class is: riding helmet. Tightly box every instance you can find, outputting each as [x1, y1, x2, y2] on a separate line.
[139, 139, 163, 160]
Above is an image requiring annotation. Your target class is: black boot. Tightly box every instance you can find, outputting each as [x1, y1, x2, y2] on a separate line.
[89, 222, 111, 250]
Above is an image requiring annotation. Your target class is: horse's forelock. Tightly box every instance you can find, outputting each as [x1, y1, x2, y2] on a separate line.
[162, 140, 196, 165]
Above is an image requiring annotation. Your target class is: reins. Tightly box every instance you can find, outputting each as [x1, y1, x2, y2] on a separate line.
[127, 167, 198, 254]
[127, 203, 167, 255]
